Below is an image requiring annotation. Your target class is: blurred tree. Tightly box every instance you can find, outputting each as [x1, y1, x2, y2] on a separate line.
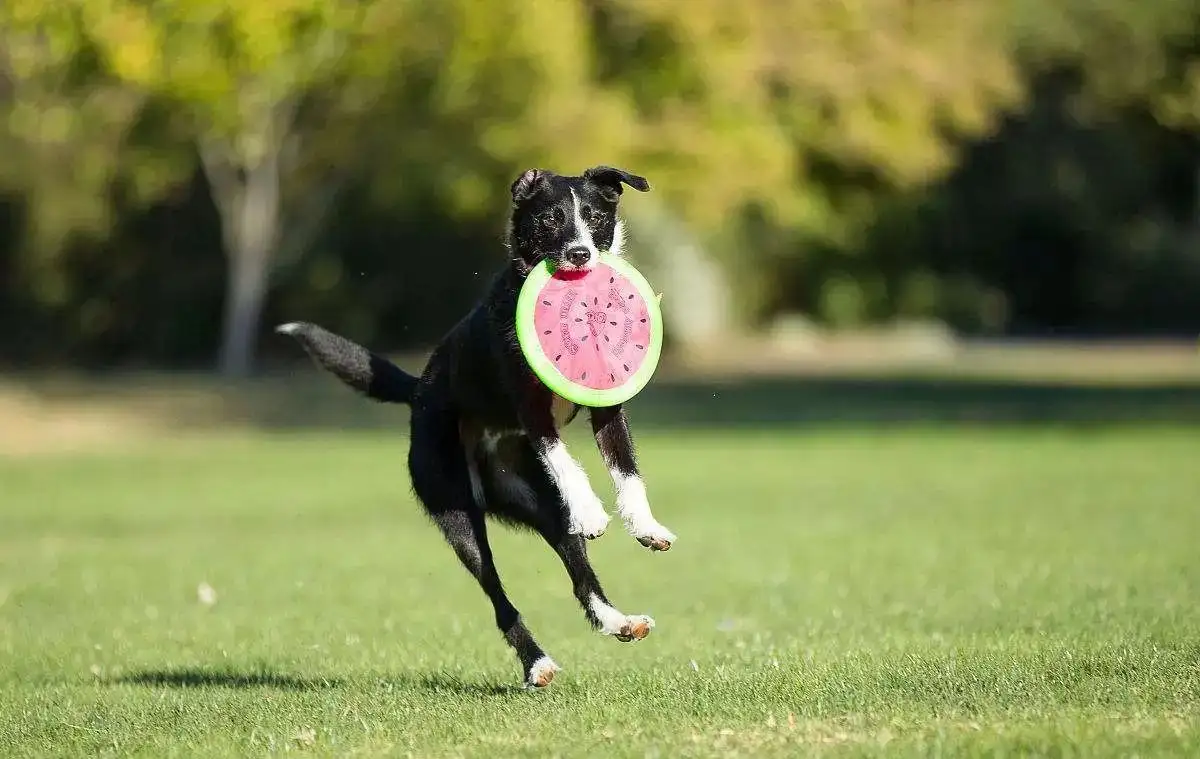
[103, 0, 403, 375]
[0, 4, 170, 317]
[7, 0, 1200, 366]
[2, 0, 406, 375]
[585, 0, 1024, 324]
[358, 0, 1026, 331]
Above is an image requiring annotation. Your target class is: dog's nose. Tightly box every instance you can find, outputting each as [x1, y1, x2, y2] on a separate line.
[565, 246, 592, 267]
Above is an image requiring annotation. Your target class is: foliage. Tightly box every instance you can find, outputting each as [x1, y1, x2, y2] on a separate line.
[2, 0, 1200, 365]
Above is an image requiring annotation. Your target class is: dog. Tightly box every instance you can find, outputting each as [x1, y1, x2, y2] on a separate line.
[276, 166, 677, 689]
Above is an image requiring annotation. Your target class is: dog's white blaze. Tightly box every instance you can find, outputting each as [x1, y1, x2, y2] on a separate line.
[611, 470, 676, 542]
[568, 189, 599, 268]
[609, 218, 627, 256]
[545, 440, 608, 534]
[588, 593, 630, 635]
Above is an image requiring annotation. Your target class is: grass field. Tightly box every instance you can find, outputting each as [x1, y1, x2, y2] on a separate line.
[3, 381, 1200, 756]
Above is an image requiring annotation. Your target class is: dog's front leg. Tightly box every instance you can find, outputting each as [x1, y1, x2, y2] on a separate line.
[590, 405, 676, 551]
[519, 401, 611, 539]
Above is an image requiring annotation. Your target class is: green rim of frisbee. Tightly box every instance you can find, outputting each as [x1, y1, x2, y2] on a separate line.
[515, 253, 664, 408]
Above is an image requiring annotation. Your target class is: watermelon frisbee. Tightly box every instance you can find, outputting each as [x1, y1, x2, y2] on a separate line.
[516, 253, 663, 407]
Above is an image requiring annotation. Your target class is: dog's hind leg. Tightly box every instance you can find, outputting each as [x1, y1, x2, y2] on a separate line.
[549, 532, 656, 643]
[459, 421, 488, 511]
[410, 413, 558, 689]
[432, 509, 560, 686]
[487, 439, 656, 643]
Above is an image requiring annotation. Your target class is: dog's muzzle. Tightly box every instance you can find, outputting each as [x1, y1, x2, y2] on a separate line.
[565, 246, 593, 268]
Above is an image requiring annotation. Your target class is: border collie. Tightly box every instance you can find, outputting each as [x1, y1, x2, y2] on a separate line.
[276, 166, 676, 689]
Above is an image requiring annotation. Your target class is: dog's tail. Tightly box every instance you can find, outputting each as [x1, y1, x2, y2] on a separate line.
[275, 321, 417, 405]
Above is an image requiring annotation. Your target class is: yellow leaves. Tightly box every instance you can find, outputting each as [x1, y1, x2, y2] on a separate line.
[0, 0, 1036, 252]
[0, 6, 84, 80]
[85, 3, 161, 85]
[5, 0, 405, 141]
[598, 0, 1022, 205]
[9, 101, 75, 145]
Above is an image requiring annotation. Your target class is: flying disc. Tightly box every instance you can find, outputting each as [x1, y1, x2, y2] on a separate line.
[515, 253, 663, 407]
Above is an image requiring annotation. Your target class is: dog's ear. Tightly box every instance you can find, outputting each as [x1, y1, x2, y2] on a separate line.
[511, 168, 547, 203]
[583, 166, 651, 195]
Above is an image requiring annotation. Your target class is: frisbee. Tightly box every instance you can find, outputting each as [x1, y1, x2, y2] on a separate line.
[515, 253, 663, 407]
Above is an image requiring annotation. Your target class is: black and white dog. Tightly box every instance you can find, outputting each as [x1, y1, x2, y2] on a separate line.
[276, 166, 676, 689]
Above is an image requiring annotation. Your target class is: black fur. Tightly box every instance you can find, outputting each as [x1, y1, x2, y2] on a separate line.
[278, 322, 415, 403]
[277, 166, 669, 688]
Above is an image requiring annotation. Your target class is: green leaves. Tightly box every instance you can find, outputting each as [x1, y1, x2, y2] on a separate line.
[0, 0, 1028, 248]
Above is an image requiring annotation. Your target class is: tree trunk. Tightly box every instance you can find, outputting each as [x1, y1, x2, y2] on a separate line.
[208, 145, 282, 377]
[624, 199, 735, 346]
[219, 238, 272, 377]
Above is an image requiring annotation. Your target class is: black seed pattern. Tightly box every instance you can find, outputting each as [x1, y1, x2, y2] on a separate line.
[545, 274, 652, 385]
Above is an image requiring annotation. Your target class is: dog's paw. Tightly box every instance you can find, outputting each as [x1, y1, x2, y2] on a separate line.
[614, 615, 655, 642]
[523, 656, 560, 690]
[631, 520, 676, 552]
[567, 500, 611, 540]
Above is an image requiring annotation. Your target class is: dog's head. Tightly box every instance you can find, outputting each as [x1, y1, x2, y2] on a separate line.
[507, 165, 650, 273]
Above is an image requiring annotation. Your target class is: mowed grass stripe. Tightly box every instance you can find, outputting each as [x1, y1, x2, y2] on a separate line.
[1, 428, 1197, 757]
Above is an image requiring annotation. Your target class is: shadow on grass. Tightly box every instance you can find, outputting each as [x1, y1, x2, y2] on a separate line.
[114, 667, 522, 697]
[398, 672, 522, 697]
[114, 667, 343, 691]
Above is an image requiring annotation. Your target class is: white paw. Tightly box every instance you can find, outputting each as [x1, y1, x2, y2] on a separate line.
[613, 476, 675, 551]
[628, 518, 676, 552]
[613, 614, 655, 642]
[524, 656, 560, 690]
[567, 498, 611, 539]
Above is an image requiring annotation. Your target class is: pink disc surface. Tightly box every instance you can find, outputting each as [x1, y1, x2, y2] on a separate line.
[532, 262, 653, 391]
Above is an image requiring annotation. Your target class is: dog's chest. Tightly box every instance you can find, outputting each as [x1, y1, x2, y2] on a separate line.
[478, 394, 579, 451]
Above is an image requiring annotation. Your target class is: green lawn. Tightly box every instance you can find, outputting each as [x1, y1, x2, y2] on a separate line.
[2, 425, 1198, 757]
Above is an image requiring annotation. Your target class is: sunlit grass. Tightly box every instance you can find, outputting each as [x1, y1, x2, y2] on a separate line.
[1, 426, 1198, 757]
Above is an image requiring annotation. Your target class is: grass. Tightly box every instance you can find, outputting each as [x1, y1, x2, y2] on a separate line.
[2, 419, 1199, 756]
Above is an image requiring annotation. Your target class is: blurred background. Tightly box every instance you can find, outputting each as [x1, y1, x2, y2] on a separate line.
[2, 0, 1200, 446]
[4, 7, 1200, 752]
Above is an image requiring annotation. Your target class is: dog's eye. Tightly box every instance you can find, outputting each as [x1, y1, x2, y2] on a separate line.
[540, 209, 563, 230]
[580, 206, 595, 224]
